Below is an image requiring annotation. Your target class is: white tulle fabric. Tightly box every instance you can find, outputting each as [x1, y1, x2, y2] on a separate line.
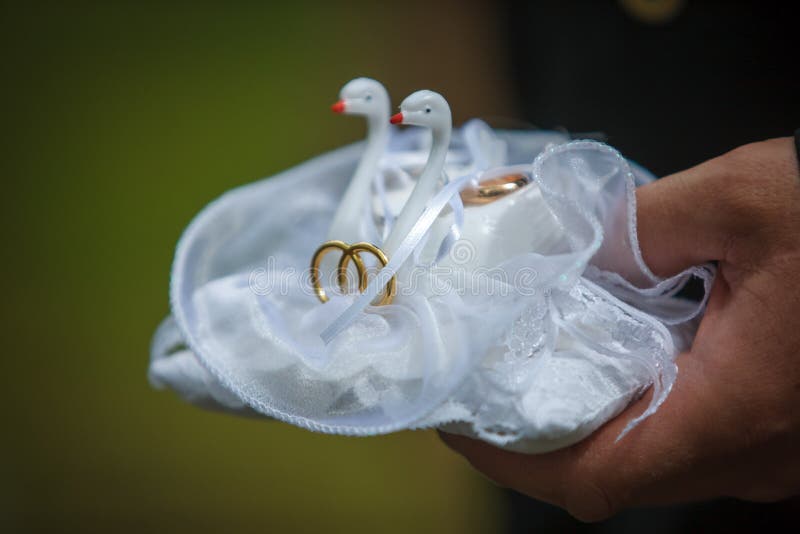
[150, 127, 714, 453]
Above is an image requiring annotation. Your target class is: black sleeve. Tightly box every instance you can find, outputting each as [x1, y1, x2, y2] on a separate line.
[795, 128, 800, 172]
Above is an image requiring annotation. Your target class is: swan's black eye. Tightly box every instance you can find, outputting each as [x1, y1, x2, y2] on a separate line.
[425, 107, 431, 114]
[365, 95, 372, 101]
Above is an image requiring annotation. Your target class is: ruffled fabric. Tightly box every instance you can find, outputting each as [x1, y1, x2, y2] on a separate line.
[150, 129, 713, 453]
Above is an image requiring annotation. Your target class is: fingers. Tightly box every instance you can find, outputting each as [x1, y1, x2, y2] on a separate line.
[439, 351, 725, 521]
[438, 430, 576, 510]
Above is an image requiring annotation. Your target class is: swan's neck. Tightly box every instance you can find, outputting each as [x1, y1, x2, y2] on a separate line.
[326, 116, 389, 242]
[383, 125, 450, 255]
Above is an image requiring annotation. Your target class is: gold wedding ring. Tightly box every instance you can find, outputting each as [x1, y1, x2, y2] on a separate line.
[460, 173, 531, 206]
[310, 240, 396, 305]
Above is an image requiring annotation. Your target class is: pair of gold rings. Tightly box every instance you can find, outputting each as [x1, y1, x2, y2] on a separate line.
[310, 240, 396, 305]
[460, 173, 531, 206]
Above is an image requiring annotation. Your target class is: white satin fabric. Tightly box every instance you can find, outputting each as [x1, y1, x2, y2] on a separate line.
[150, 127, 713, 453]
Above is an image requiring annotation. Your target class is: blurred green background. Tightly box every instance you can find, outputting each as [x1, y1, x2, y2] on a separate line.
[1, 1, 517, 532]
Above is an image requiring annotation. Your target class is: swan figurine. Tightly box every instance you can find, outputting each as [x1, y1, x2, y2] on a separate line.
[326, 77, 391, 244]
[383, 91, 453, 256]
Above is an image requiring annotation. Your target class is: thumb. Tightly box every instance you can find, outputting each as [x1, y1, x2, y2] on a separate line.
[635, 155, 734, 277]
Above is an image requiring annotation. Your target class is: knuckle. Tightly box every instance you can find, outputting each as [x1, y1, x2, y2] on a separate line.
[737, 481, 796, 503]
[723, 140, 762, 164]
[562, 474, 619, 523]
[464, 455, 512, 488]
[706, 141, 790, 256]
[715, 141, 767, 185]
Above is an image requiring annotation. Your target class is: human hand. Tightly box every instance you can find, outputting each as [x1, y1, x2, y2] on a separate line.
[439, 137, 800, 521]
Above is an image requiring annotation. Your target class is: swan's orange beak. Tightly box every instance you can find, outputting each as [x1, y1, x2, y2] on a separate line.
[331, 100, 345, 114]
[390, 112, 403, 125]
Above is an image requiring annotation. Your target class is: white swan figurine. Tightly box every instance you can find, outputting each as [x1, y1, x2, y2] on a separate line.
[327, 77, 391, 244]
[384, 90, 452, 256]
